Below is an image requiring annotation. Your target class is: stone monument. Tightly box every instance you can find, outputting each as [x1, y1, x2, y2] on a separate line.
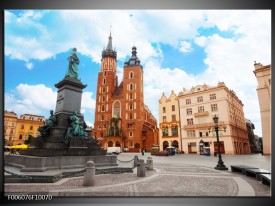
[5, 48, 117, 172]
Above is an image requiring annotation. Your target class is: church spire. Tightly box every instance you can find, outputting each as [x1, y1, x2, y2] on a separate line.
[106, 32, 113, 51]
[102, 29, 117, 60]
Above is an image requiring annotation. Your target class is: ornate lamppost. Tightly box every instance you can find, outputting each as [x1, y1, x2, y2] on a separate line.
[209, 114, 228, 170]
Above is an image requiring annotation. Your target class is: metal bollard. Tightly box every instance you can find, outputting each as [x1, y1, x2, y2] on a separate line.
[133, 155, 139, 167]
[83, 161, 95, 186]
[146, 157, 153, 170]
[137, 159, 146, 177]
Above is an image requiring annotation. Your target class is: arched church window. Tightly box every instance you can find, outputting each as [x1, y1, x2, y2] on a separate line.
[112, 101, 121, 118]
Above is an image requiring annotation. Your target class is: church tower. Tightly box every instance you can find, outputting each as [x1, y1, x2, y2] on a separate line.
[94, 33, 117, 139]
[122, 46, 145, 150]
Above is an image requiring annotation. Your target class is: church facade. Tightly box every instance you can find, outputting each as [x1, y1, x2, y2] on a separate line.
[93, 33, 159, 152]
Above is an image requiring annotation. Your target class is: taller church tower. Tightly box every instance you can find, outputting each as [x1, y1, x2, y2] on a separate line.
[94, 33, 117, 138]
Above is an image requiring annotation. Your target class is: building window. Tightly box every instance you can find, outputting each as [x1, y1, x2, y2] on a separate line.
[187, 130, 196, 137]
[102, 96, 105, 102]
[163, 107, 166, 113]
[129, 132, 133, 137]
[210, 93, 216, 100]
[172, 126, 178, 136]
[129, 93, 133, 100]
[103, 78, 106, 85]
[104, 70, 107, 76]
[186, 99, 191, 105]
[101, 114, 104, 121]
[163, 116, 167, 122]
[186, 108, 192, 115]
[172, 114, 176, 121]
[129, 113, 133, 120]
[21, 124, 24, 129]
[102, 87, 106, 93]
[211, 104, 218, 112]
[130, 84, 134, 90]
[30, 125, 33, 130]
[172, 105, 175, 111]
[101, 105, 105, 112]
[187, 118, 193, 125]
[198, 106, 204, 112]
[162, 127, 168, 136]
[129, 103, 133, 110]
[197, 96, 203, 103]
[198, 118, 206, 124]
[19, 134, 23, 139]
[129, 72, 134, 79]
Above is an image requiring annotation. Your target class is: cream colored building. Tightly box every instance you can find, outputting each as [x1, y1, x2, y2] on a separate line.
[14, 114, 45, 145]
[4, 110, 18, 146]
[178, 82, 250, 155]
[158, 90, 182, 152]
[253, 62, 271, 155]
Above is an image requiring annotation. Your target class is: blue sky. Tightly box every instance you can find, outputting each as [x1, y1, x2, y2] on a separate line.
[4, 10, 271, 136]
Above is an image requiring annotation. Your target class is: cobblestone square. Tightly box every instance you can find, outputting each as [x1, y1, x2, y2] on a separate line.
[5, 153, 271, 197]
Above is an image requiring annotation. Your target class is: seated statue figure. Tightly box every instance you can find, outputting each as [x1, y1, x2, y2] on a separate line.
[38, 110, 56, 137]
[63, 111, 88, 144]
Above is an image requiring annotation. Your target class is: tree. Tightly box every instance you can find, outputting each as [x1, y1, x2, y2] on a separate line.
[24, 135, 34, 145]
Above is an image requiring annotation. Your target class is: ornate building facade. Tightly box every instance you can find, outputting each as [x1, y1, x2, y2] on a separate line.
[4, 110, 18, 146]
[4, 111, 45, 146]
[253, 62, 271, 155]
[178, 82, 250, 155]
[158, 91, 182, 152]
[93, 33, 158, 152]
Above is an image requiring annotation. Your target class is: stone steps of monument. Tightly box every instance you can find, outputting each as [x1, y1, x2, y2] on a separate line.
[5, 165, 134, 183]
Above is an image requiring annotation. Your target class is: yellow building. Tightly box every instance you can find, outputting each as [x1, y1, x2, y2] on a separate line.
[14, 114, 45, 145]
[253, 62, 271, 155]
[158, 90, 182, 152]
[4, 110, 18, 146]
[178, 82, 250, 155]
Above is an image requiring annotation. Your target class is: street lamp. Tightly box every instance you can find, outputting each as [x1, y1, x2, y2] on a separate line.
[208, 114, 228, 170]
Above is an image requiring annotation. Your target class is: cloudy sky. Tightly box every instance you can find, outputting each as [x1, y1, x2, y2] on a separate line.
[4, 10, 271, 136]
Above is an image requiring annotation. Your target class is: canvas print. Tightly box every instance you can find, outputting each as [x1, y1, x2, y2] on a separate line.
[4, 10, 271, 197]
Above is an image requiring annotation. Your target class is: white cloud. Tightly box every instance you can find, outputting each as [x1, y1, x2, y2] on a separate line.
[178, 41, 193, 53]
[25, 61, 33, 70]
[81, 91, 96, 112]
[8, 84, 57, 112]
[5, 84, 97, 127]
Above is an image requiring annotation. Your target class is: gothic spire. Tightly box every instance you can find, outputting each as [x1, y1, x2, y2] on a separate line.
[102, 30, 117, 60]
[106, 32, 113, 51]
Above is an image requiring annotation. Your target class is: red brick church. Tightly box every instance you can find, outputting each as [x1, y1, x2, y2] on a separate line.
[93, 33, 159, 152]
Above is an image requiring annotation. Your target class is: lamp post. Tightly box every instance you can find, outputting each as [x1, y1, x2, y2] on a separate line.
[209, 114, 228, 170]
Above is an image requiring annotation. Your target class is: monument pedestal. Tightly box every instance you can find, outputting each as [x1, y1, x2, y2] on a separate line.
[5, 77, 113, 173]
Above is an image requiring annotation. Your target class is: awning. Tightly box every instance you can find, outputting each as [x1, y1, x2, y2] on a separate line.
[10, 144, 28, 149]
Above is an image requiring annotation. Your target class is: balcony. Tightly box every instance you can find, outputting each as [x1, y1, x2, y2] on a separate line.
[183, 121, 225, 130]
[194, 111, 209, 117]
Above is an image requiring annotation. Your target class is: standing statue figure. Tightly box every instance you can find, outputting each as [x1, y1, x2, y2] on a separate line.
[63, 111, 88, 144]
[38, 110, 57, 137]
[65, 48, 79, 79]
